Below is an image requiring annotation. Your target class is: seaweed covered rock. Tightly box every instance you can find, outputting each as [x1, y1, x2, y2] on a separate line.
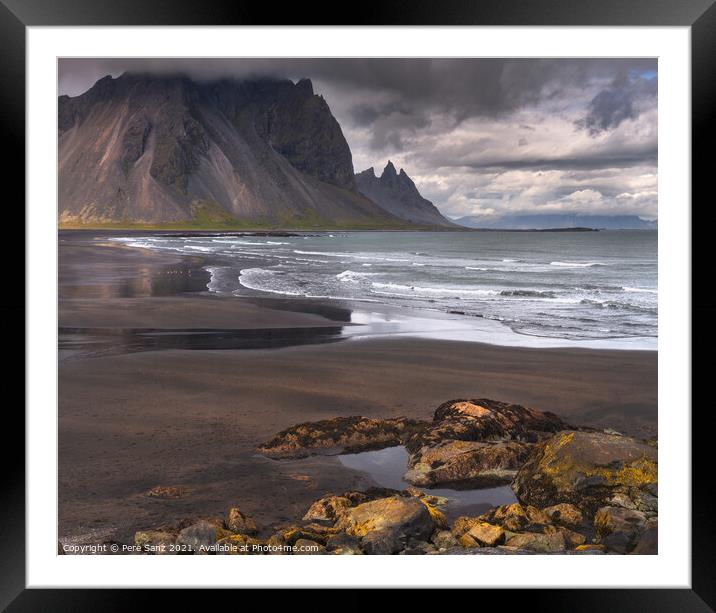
[511, 431, 657, 515]
[404, 439, 531, 487]
[258, 416, 425, 459]
[477, 503, 550, 533]
[407, 399, 567, 451]
[403, 399, 566, 488]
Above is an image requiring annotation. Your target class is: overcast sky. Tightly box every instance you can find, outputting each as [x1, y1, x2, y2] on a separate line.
[58, 58, 657, 220]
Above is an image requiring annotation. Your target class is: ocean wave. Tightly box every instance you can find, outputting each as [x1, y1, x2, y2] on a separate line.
[238, 268, 303, 296]
[294, 249, 350, 257]
[203, 266, 224, 293]
[580, 298, 657, 313]
[336, 270, 378, 283]
[371, 282, 499, 297]
[623, 286, 658, 294]
[500, 289, 557, 298]
[550, 261, 607, 268]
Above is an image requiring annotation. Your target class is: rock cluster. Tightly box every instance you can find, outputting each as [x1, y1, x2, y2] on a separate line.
[132, 483, 655, 555]
[130, 398, 657, 555]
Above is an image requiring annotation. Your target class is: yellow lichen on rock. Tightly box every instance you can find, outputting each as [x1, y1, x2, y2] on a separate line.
[419, 498, 447, 528]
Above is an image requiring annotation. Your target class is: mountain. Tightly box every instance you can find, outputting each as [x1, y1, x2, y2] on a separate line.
[58, 73, 416, 229]
[454, 214, 657, 230]
[355, 162, 455, 227]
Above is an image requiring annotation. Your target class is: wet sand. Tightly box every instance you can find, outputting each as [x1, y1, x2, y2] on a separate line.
[58, 233, 657, 545]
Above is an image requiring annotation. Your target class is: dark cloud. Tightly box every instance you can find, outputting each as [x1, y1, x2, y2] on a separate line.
[452, 149, 657, 172]
[58, 58, 658, 219]
[576, 73, 658, 135]
[58, 57, 656, 120]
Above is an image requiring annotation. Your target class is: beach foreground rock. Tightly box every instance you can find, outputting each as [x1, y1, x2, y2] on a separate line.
[511, 430, 658, 515]
[257, 416, 425, 459]
[403, 398, 567, 487]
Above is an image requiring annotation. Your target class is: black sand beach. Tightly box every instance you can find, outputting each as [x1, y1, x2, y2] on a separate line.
[58, 232, 657, 546]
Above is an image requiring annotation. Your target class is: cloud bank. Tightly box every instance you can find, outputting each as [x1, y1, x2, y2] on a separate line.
[58, 58, 658, 220]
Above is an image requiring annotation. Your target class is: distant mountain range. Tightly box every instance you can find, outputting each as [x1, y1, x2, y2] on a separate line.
[453, 214, 657, 230]
[355, 162, 455, 227]
[58, 74, 445, 229]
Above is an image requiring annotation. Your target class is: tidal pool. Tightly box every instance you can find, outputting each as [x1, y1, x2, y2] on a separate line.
[338, 445, 517, 520]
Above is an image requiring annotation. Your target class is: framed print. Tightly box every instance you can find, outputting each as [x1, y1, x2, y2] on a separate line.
[6, 0, 714, 605]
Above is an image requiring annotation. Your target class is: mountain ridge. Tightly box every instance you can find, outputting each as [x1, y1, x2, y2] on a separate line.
[355, 162, 455, 227]
[58, 73, 432, 229]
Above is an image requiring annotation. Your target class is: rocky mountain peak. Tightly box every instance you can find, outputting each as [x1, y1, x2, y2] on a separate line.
[58, 73, 405, 227]
[355, 163, 454, 227]
[295, 78, 314, 96]
[383, 160, 398, 177]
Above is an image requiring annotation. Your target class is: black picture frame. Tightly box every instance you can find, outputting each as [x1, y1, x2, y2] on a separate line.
[5, 0, 712, 606]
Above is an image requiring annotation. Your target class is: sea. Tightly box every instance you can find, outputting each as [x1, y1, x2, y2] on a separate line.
[111, 230, 657, 351]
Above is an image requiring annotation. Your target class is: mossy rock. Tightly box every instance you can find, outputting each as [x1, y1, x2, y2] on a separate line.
[512, 430, 657, 515]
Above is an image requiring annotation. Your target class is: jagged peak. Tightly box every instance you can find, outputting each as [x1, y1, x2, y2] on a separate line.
[295, 78, 314, 96]
[357, 167, 376, 178]
[383, 160, 397, 177]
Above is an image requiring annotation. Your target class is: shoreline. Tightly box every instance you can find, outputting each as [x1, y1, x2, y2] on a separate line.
[58, 232, 658, 546]
[61, 230, 657, 352]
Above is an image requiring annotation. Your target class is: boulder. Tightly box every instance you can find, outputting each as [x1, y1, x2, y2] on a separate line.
[478, 503, 550, 533]
[594, 506, 647, 538]
[403, 398, 565, 488]
[511, 431, 657, 515]
[543, 503, 584, 529]
[406, 399, 567, 452]
[226, 507, 258, 535]
[402, 541, 438, 555]
[257, 416, 425, 459]
[294, 539, 326, 555]
[599, 531, 634, 554]
[362, 530, 402, 555]
[543, 525, 586, 548]
[335, 496, 438, 551]
[176, 521, 232, 554]
[325, 532, 363, 555]
[630, 527, 658, 555]
[431, 530, 459, 550]
[134, 530, 177, 554]
[216, 534, 263, 555]
[404, 439, 531, 488]
[505, 531, 567, 553]
[302, 495, 353, 523]
[451, 516, 487, 537]
[460, 522, 506, 547]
